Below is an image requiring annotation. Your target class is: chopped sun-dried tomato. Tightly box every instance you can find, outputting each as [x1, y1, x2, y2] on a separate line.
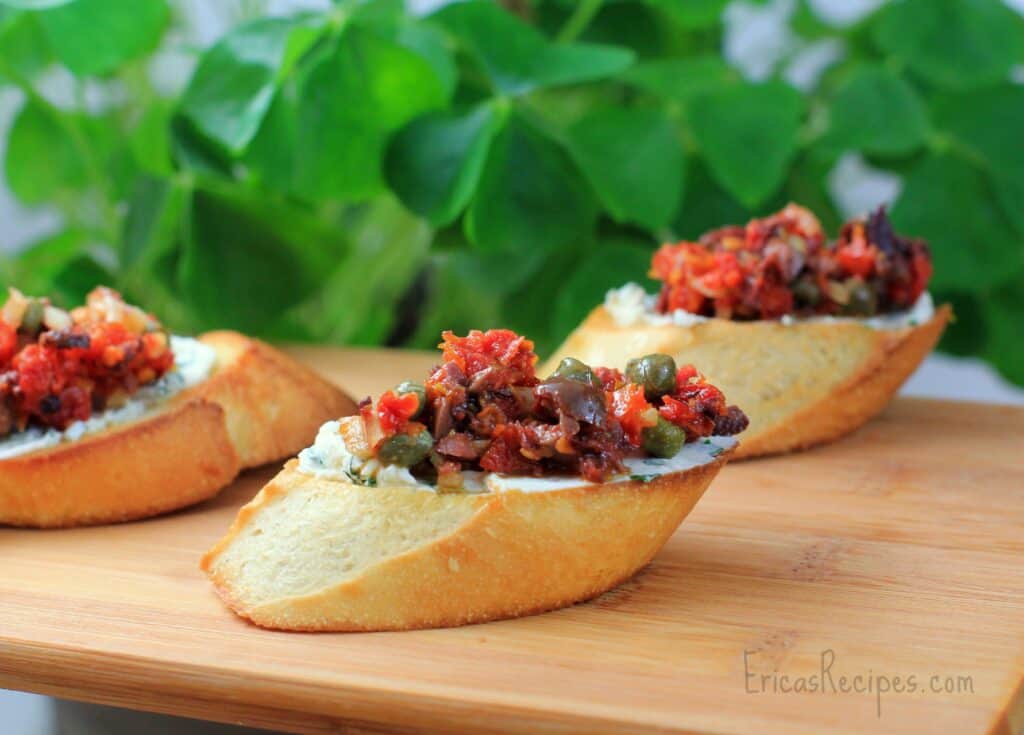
[438, 329, 537, 388]
[593, 366, 626, 392]
[660, 379, 728, 440]
[0, 287, 175, 436]
[479, 424, 537, 475]
[609, 383, 657, 447]
[10, 344, 91, 430]
[652, 204, 931, 320]
[835, 224, 877, 279]
[675, 364, 698, 390]
[0, 322, 16, 366]
[363, 330, 746, 486]
[377, 389, 420, 437]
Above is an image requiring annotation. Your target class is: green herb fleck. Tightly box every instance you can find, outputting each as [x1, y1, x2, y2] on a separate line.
[630, 473, 659, 483]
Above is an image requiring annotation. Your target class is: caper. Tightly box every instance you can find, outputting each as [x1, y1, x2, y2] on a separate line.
[641, 416, 687, 458]
[551, 357, 600, 388]
[791, 276, 820, 307]
[625, 353, 677, 400]
[20, 299, 45, 335]
[377, 429, 433, 467]
[394, 381, 427, 418]
[842, 282, 878, 316]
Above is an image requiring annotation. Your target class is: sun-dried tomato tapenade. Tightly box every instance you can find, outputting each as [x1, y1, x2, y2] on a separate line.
[651, 204, 932, 320]
[0, 287, 174, 437]
[356, 330, 747, 485]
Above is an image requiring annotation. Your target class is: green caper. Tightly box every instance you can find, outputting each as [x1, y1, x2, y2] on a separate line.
[20, 299, 45, 335]
[842, 282, 878, 316]
[791, 276, 820, 307]
[551, 357, 600, 388]
[377, 429, 433, 467]
[394, 381, 427, 418]
[625, 353, 677, 400]
[641, 416, 687, 458]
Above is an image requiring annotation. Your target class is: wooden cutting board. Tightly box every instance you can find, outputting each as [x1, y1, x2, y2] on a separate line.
[1, 347, 1022, 735]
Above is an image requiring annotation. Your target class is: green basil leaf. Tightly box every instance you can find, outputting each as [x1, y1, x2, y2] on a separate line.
[385, 102, 504, 226]
[433, 1, 633, 95]
[553, 238, 656, 338]
[891, 154, 1023, 291]
[501, 246, 582, 357]
[825, 64, 929, 156]
[465, 112, 596, 253]
[644, 0, 729, 29]
[983, 275, 1024, 385]
[932, 289, 986, 357]
[568, 106, 685, 230]
[293, 26, 449, 201]
[129, 100, 174, 176]
[934, 85, 1024, 238]
[396, 21, 457, 101]
[873, 0, 1022, 90]
[37, 0, 168, 77]
[268, 196, 431, 345]
[5, 229, 89, 301]
[179, 15, 324, 154]
[5, 98, 87, 204]
[169, 114, 233, 177]
[241, 83, 298, 193]
[408, 251, 505, 348]
[673, 158, 751, 239]
[9, 230, 113, 307]
[0, 10, 50, 79]
[619, 56, 738, 103]
[0, 0, 70, 7]
[177, 184, 348, 331]
[689, 81, 804, 208]
[119, 175, 188, 271]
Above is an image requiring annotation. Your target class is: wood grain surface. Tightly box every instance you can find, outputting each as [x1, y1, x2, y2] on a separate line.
[1, 347, 1022, 735]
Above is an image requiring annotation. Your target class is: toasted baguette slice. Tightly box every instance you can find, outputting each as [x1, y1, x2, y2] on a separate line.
[542, 306, 950, 460]
[0, 332, 356, 528]
[202, 453, 730, 632]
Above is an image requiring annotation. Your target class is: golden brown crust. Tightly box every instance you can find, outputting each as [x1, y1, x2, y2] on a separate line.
[195, 332, 357, 469]
[0, 400, 239, 528]
[202, 454, 729, 632]
[735, 306, 949, 457]
[541, 305, 950, 460]
[0, 332, 356, 528]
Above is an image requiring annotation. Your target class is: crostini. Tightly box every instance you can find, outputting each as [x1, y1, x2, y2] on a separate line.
[543, 205, 950, 459]
[0, 287, 355, 528]
[203, 329, 747, 631]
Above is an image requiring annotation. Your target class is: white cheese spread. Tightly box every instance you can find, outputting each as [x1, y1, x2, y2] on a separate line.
[297, 417, 736, 494]
[0, 336, 217, 461]
[604, 282, 934, 330]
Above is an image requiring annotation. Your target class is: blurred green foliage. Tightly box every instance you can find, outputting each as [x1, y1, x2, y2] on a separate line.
[0, 0, 1022, 384]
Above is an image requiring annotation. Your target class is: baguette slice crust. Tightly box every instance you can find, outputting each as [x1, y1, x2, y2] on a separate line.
[0, 331, 356, 528]
[202, 454, 730, 632]
[542, 305, 950, 459]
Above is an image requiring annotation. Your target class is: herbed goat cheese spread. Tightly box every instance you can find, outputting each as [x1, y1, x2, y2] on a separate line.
[298, 417, 736, 494]
[605, 283, 935, 330]
[0, 336, 216, 460]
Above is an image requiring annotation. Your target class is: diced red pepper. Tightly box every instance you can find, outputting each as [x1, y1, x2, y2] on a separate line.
[609, 383, 657, 446]
[593, 366, 625, 392]
[835, 225, 877, 279]
[675, 364, 698, 391]
[376, 390, 421, 437]
[479, 424, 537, 475]
[0, 322, 16, 365]
[439, 329, 537, 386]
[649, 204, 930, 320]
